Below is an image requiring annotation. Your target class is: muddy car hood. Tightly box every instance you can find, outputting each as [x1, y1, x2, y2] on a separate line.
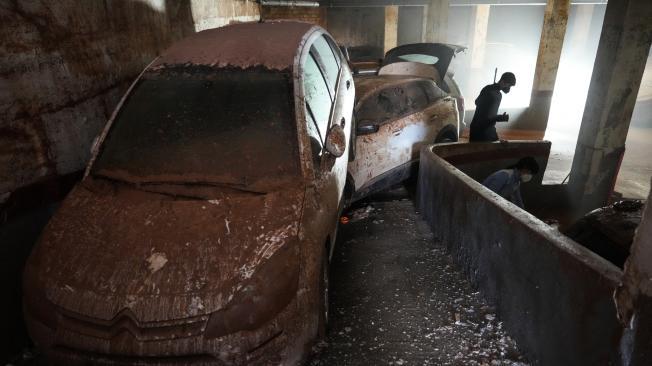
[24, 179, 305, 322]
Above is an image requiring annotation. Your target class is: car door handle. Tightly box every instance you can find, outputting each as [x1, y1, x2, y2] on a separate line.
[346, 80, 351, 90]
[340, 117, 346, 128]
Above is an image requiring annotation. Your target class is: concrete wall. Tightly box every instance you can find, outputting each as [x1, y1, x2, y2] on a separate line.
[261, 5, 326, 27]
[417, 142, 625, 365]
[0, 0, 259, 202]
[326, 7, 385, 60]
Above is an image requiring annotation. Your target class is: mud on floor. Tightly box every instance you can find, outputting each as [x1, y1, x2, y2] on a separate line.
[307, 188, 528, 366]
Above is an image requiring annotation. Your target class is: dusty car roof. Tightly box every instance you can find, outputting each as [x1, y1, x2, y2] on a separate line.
[151, 21, 317, 71]
[354, 75, 428, 101]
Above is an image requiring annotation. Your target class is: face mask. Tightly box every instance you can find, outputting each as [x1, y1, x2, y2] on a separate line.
[521, 173, 533, 183]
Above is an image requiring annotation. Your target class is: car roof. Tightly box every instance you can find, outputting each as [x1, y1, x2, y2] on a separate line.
[150, 21, 318, 72]
[354, 75, 431, 100]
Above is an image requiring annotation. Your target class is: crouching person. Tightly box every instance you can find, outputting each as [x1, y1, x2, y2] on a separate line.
[482, 157, 539, 209]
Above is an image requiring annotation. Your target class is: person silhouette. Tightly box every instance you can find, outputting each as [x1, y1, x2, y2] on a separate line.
[469, 72, 516, 142]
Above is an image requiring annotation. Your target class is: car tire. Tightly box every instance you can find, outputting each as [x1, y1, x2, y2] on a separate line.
[348, 117, 357, 162]
[435, 130, 458, 143]
[318, 249, 330, 338]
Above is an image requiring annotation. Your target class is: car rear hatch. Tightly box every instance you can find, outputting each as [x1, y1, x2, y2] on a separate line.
[381, 43, 466, 79]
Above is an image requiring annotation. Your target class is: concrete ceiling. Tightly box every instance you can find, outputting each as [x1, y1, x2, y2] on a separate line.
[320, 0, 607, 6]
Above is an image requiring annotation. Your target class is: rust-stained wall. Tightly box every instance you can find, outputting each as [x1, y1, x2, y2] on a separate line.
[383, 6, 398, 54]
[261, 5, 326, 27]
[417, 142, 626, 365]
[326, 7, 385, 61]
[0, 0, 260, 202]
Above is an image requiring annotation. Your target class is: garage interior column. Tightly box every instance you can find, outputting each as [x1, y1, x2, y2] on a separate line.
[569, 0, 652, 215]
[424, 0, 449, 43]
[526, 0, 570, 133]
[384, 5, 399, 53]
[616, 177, 652, 364]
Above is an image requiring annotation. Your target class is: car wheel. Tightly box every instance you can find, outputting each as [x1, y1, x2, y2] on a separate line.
[318, 249, 329, 337]
[435, 131, 458, 143]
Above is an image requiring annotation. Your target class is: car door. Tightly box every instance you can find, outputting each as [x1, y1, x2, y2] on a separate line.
[304, 34, 354, 204]
[299, 33, 354, 261]
[351, 80, 455, 197]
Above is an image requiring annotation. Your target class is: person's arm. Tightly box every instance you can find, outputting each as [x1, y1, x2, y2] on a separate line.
[482, 171, 509, 194]
[489, 112, 509, 123]
[482, 90, 507, 123]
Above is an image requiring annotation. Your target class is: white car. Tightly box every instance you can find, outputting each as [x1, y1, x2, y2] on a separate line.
[346, 43, 465, 202]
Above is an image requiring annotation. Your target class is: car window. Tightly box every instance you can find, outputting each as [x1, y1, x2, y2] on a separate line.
[306, 111, 323, 167]
[398, 54, 439, 65]
[419, 80, 447, 102]
[311, 36, 340, 96]
[356, 85, 409, 125]
[356, 81, 446, 126]
[93, 69, 299, 188]
[325, 36, 342, 67]
[304, 54, 332, 142]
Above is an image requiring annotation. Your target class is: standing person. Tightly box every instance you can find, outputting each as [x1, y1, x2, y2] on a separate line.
[481, 157, 539, 209]
[469, 72, 516, 142]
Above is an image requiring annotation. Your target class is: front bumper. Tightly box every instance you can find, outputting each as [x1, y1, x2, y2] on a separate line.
[25, 296, 306, 366]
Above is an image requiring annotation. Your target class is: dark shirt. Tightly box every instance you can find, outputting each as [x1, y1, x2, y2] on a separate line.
[469, 83, 502, 142]
[482, 168, 524, 208]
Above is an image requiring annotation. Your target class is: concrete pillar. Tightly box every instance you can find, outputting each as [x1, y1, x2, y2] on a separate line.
[527, 0, 570, 132]
[424, 0, 449, 43]
[384, 6, 398, 54]
[615, 180, 652, 365]
[467, 4, 491, 114]
[569, 0, 652, 214]
[469, 5, 490, 70]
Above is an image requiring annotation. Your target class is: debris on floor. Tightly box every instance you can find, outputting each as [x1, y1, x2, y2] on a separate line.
[308, 188, 528, 365]
[347, 205, 375, 223]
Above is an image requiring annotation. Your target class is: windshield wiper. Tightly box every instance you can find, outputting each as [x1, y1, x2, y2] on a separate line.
[92, 173, 265, 198]
[139, 181, 267, 195]
[92, 173, 210, 200]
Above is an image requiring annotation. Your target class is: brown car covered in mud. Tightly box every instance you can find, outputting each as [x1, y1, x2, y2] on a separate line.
[347, 43, 464, 202]
[23, 21, 354, 365]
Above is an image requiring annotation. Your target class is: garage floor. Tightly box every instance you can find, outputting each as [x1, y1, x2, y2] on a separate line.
[307, 187, 528, 366]
[7, 187, 529, 366]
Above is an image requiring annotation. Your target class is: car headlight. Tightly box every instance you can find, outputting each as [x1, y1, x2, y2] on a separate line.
[205, 243, 299, 339]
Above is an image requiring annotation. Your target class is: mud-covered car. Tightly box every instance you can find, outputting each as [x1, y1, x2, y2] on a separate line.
[23, 21, 354, 365]
[347, 43, 464, 202]
[349, 43, 466, 123]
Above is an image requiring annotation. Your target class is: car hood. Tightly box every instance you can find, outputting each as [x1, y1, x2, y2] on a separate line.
[24, 178, 305, 321]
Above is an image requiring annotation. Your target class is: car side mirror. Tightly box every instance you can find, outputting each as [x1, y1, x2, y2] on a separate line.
[324, 124, 346, 158]
[356, 124, 379, 135]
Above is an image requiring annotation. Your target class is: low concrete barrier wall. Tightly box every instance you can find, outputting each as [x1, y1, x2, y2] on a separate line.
[417, 142, 624, 365]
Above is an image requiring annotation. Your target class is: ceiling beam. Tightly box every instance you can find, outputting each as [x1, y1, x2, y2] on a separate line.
[320, 0, 606, 6]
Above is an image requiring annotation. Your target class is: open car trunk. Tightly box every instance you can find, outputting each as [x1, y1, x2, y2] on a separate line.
[381, 43, 466, 79]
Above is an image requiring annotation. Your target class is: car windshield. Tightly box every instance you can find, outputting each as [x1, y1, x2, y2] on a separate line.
[93, 67, 299, 189]
[398, 54, 439, 65]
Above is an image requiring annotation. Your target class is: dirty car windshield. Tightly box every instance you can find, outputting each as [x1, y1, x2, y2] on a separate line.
[93, 68, 299, 187]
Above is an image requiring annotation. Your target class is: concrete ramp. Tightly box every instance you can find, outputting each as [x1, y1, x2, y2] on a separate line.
[417, 141, 624, 365]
